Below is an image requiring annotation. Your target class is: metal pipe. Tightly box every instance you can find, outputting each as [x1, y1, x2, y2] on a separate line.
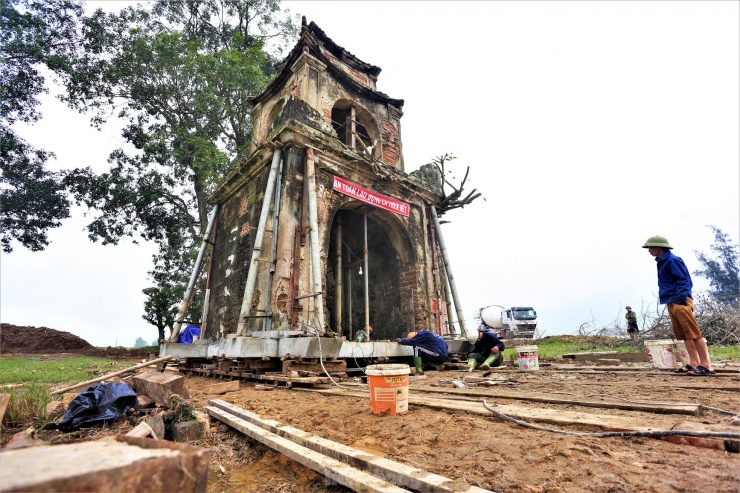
[429, 205, 474, 343]
[262, 157, 284, 331]
[363, 210, 370, 331]
[236, 148, 282, 335]
[170, 204, 220, 341]
[305, 147, 326, 331]
[335, 216, 343, 335]
[347, 249, 353, 340]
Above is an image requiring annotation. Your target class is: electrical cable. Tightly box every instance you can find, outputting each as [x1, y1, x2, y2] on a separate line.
[481, 400, 740, 439]
[296, 319, 353, 390]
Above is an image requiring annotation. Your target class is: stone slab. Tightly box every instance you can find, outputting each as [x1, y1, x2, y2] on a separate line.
[0, 435, 209, 492]
[132, 371, 190, 407]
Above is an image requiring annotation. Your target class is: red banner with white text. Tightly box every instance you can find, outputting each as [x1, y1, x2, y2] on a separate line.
[332, 176, 410, 217]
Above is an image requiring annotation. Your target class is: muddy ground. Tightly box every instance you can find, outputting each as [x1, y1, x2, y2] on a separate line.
[2, 325, 739, 493]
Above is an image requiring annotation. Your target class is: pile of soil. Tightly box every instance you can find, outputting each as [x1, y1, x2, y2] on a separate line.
[0, 323, 151, 359]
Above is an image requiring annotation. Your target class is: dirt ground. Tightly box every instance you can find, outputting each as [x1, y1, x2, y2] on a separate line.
[2, 325, 739, 493]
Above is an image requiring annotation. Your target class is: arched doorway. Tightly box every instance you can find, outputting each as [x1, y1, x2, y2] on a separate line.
[326, 205, 415, 341]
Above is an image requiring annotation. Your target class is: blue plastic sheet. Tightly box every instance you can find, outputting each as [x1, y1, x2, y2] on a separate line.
[178, 325, 201, 344]
[56, 382, 138, 432]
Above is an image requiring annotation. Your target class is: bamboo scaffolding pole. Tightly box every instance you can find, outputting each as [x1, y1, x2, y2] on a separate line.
[237, 147, 283, 335]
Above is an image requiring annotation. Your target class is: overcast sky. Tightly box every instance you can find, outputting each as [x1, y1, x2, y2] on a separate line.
[2, 1, 738, 347]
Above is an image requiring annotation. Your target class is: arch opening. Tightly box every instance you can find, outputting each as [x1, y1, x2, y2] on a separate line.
[326, 205, 416, 341]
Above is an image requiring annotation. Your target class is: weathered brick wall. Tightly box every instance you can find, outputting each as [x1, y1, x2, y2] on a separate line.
[381, 121, 400, 167]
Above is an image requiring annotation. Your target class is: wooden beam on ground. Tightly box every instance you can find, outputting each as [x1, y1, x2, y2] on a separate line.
[295, 388, 734, 451]
[206, 406, 410, 493]
[203, 380, 240, 395]
[412, 387, 702, 415]
[51, 356, 174, 394]
[208, 400, 492, 493]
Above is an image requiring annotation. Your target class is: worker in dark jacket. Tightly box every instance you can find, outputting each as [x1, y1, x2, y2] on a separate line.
[467, 327, 505, 371]
[398, 330, 448, 375]
[643, 235, 715, 376]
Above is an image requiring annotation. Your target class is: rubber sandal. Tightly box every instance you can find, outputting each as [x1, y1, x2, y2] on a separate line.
[675, 364, 694, 373]
[688, 365, 717, 376]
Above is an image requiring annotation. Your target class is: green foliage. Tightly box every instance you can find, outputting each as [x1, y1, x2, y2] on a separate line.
[0, 0, 82, 252]
[61, 0, 297, 339]
[134, 337, 148, 347]
[693, 226, 739, 304]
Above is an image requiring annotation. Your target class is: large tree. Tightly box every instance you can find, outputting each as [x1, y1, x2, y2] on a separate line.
[693, 225, 739, 304]
[0, 0, 82, 252]
[62, 0, 296, 339]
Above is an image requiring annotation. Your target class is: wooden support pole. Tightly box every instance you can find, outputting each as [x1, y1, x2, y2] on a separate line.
[51, 356, 173, 395]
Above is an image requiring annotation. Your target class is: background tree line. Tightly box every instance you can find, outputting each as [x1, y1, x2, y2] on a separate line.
[2, 0, 297, 343]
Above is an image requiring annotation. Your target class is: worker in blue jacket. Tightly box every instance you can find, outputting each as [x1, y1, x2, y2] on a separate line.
[467, 327, 505, 371]
[643, 235, 715, 376]
[398, 330, 448, 375]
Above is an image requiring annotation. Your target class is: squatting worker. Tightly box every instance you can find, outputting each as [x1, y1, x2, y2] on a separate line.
[625, 306, 639, 337]
[397, 330, 448, 375]
[467, 327, 505, 371]
[643, 235, 716, 376]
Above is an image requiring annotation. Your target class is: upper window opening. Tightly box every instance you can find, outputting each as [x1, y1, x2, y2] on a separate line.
[330, 100, 378, 159]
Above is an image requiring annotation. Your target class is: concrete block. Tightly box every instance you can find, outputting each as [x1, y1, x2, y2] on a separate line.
[61, 393, 77, 406]
[203, 380, 239, 395]
[137, 395, 156, 409]
[146, 414, 166, 440]
[172, 420, 205, 442]
[0, 436, 209, 492]
[132, 371, 190, 407]
[46, 401, 66, 421]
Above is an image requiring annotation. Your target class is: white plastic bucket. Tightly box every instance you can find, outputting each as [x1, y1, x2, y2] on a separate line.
[644, 339, 676, 369]
[365, 364, 410, 416]
[516, 345, 539, 371]
[674, 339, 708, 367]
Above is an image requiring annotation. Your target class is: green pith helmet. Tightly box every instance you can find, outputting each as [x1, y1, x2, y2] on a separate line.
[642, 235, 673, 249]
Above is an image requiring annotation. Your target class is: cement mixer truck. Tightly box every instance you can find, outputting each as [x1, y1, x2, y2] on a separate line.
[477, 305, 538, 339]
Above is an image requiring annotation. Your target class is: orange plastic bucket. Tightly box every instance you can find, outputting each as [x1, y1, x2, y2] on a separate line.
[365, 364, 410, 416]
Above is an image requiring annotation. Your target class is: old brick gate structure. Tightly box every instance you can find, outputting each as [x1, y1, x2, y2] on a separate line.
[162, 19, 475, 363]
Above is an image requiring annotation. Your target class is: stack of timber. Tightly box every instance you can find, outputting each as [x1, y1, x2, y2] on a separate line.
[206, 399, 491, 493]
[180, 357, 346, 387]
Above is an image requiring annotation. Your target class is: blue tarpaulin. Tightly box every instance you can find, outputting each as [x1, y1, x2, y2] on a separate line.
[178, 325, 201, 344]
[56, 382, 138, 432]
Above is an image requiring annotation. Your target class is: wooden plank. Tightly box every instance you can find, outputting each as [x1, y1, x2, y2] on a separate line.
[206, 406, 410, 493]
[208, 400, 492, 493]
[297, 388, 678, 429]
[412, 387, 702, 415]
[204, 380, 240, 395]
[50, 356, 174, 394]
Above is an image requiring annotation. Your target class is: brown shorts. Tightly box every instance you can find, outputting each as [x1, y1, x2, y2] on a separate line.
[667, 297, 702, 340]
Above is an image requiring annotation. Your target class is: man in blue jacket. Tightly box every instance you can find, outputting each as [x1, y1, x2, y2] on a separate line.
[399, 330, 448, 375]
[643, 235, 715, 376]
[467, 327, 505, 371]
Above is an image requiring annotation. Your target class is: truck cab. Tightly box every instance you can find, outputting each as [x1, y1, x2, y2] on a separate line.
[478, 305, 538, 340]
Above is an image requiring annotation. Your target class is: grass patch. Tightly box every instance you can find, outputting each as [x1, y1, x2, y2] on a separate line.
[2, 383, 54, 429]
[709, 345, 740, 361]
[0, 356, 136, 432]
[501, 335, 739, 361]
[0, 357, 133, 386]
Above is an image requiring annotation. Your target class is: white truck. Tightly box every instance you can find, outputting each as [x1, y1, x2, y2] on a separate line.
[477, 305, 538, 339]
